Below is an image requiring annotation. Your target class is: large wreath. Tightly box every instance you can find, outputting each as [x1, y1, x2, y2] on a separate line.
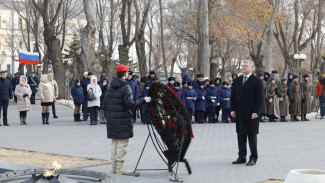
[148, 82, 193, 174]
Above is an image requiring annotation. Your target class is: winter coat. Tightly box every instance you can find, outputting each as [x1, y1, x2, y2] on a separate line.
[0, 77, 13, 101]
[173, 88, 184, 102]
[218, 87, 231, 109]
[140, 88, 151, 124]
[230, 75, 264, 135]
[183, 88, 197, 109]
[71, 80, 84, 105]
[181, 71, 193, 83]
[100, 78, 109, 109]
[300, 81, 312, 114]
[277, 84, 289, 116]
[49, 79, 59, 100]
[105, 77, 146, 139]
[87, 76, 102, 107]
[206, 86, 219, 107]
[289, 81, 301, 116]
[261, 80, 268, 114]
[14, 76, 32, 111]
[38, 75, 54, 103]
[128, 79, 139, 100]
[81, 77, 90, 100]
[28, 76, 39, 93]
[316, 81, 324, 96]
[195, 88, 206, 111]
[267, 84, 277, 115]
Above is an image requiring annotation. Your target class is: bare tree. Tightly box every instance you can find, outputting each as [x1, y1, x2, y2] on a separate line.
[197, 0, 210, 77]
[79, 0, 101, 77]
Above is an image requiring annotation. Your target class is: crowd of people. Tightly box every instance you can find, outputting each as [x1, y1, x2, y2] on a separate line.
[0, 65, 324, 127]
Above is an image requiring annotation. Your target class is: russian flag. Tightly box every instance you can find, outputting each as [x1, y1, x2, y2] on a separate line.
[19, 49, 39, 65]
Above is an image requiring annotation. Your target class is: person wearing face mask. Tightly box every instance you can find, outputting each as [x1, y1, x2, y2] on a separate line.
[99, 78, 109, 124]
[38, 74, 54, 125]
[71, 79, 84, 122]
[14, 75, 32, 125]
[87, 76, 102, 125]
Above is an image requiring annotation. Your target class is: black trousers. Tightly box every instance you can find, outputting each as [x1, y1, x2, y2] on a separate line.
[52, 101, 56, 115]
[0, 100, 9, 124]
[30, 93, 36, 104]
[89, 106, 98, 122]
[237, 133, 258, 161]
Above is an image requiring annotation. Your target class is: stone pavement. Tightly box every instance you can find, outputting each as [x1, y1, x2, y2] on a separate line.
[1, 101, 325, 183]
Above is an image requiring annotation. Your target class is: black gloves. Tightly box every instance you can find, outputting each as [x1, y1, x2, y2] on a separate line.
[302, 98, 305, 103]
[23, 94, 28, 98]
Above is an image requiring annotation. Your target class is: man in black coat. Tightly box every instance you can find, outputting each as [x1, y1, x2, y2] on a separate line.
[80, 71, 91, 121]
[104, 65, 151, 175]
[230, 60, 264, 166]
[0, 70, 13, 126]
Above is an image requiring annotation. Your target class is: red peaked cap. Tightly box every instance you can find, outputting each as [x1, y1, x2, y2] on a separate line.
[116, 65, 130, 73]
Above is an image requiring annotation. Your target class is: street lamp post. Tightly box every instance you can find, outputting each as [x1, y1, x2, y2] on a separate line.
[293, 53, 306, 80]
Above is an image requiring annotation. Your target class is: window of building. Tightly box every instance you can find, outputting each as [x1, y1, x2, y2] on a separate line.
[6, 17, 10, 29]
[7, 64, 11, 74]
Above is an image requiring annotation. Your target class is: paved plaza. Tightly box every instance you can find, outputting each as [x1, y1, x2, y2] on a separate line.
[0, 101, 325, 183]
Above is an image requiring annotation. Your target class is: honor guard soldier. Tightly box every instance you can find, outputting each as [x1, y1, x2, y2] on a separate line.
[183, 82, 196, 123]
[167, 77, 175, 89]
[195, 81, 206, 123]
[300, 74, 311, 121]
[173, 82, 184, 101]
[278, 78, 289, 122]
[28, 72, 39, 104]
[207, 81, 219, 123]
[289, 75, 301, 121]
[267, 77, 277, 122]
[219, 81, 231, 123]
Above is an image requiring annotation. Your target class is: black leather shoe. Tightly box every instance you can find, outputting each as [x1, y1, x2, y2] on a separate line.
[246, 160, 256, 166]
[3, 123, 9, 126]
[232, 158, 246, 164]
[53, 115, 58, 118]
[294, 117, 300, 121]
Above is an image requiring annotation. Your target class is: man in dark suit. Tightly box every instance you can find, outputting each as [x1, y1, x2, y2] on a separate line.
[230, 60, 264, 166]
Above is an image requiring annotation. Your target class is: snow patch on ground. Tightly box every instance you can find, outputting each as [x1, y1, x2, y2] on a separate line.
[56, 99, 74, 108]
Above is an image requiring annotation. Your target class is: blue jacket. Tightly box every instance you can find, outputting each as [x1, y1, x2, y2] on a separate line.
[28, 76, 39, 93]
[206, 86, 219, 107]
[71, 84, 84, 105]
[218, 87, 231, 109]
[128, 79, 139, 100]
[195, 88, 206, 111]
[0, 78, 13, 100]
[183, 88, 196, 109]
[182, 71, 193, 83]
[167, 83, 174, 90]
[215, 84, 222, 91]
[173, 88, 184, 103]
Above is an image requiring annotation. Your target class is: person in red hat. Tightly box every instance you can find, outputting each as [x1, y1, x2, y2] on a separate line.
[104, 64, 151, 175]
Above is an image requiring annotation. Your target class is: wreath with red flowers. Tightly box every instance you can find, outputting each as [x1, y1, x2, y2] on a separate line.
[148, 82, 193, 174]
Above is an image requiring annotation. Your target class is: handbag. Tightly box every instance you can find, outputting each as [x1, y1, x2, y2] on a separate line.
[87, 88, 96, 101]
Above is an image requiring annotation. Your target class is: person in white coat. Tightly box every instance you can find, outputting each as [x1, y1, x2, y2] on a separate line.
[87, 75, 102, 125]
[14, 76, 32, 125]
